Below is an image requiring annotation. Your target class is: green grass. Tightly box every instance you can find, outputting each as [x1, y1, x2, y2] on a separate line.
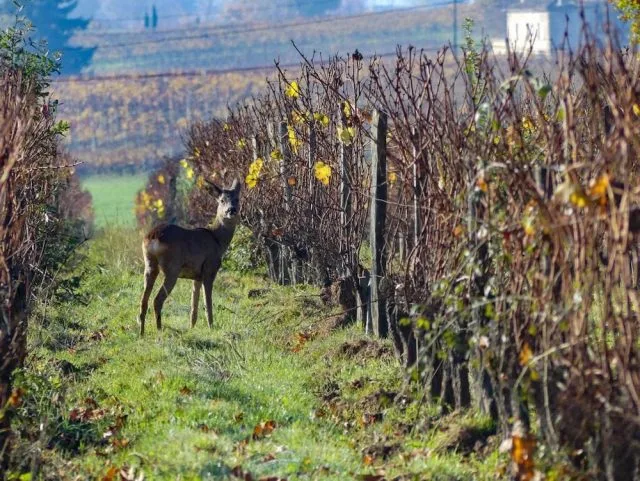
[81, 173, 149, 228]
[10, 227, 503, 480]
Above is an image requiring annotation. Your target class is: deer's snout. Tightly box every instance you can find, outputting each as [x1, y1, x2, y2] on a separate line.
[227, 207, 238, 216]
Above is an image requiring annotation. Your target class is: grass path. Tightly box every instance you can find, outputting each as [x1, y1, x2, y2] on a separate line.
[81, 174, 148, 227]
[15, 229, 499, 480]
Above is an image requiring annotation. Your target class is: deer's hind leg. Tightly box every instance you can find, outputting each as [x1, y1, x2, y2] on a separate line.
[153, 269, 178, 332]
[190, 280, 202, 328]
[139, 257, 159, 336]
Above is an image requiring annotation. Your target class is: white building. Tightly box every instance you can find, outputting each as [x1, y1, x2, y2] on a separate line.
[492, 0, 629, 56]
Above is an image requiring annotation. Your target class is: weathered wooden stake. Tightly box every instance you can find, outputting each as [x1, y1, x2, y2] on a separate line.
[278, 121, 293, 285]
[308, 125, 316, 198]
[370, 110, 388, 338]
[412, 126, 421, 248]
[340, 102, 353, 276]
[357, 269, 371, 333]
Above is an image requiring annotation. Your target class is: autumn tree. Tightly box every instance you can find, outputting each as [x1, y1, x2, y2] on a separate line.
[612, 0, 640, 39]
[1, 0, 94, 74]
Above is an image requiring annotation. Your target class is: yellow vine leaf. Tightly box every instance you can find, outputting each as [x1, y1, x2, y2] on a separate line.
[245, 158, 264, 189]
[519, 342, 533, 366]
[223, 123, 230, 131]
[292, 110, 308, 124]
[157, 174, 165, 185]
[185, 167, 194, 180]
[476, 176, 488, 193]
[270, 149, 283, 161]
[522, 217, 536, 236]
[388, 171, 397, 185]
[313, 112, 330, 127]
[337, 125, 355, 145]
[194, 147, 201, 158]
[342, 101, 352, 119]
[180, 159, 189, 168]
[588, 173, 610, 206]
[236, 138, 247, 149]
[521, 116, 535, 132]
[570, 190, 589, 208]
[286, 81, 300, 98]
[633, 104, 640, 117]
[288, 125, 302, 154]
[196, 175, 205, 189]
[314, 161, 332, 186]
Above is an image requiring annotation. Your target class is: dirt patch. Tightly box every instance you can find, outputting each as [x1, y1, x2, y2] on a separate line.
[338, 339, 393, 361]
[357, 389, 398, 411]
[362, 441, 401, 460]
[317, 380, 341, 402]
[442, 421, 497, 456]
[247, 288, 269, 299]
[312, 314, 352, 339]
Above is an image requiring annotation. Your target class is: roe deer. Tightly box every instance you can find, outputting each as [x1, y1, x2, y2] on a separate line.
[138, 178, 241, 335]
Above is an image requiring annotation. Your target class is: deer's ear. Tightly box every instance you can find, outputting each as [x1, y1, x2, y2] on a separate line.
[205, 179, 223, 197]
[230, 178, 241, 194]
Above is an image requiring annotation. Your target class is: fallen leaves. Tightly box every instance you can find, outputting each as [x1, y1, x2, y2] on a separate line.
[102, 466, 144, 481]
[252, 420, 277, 440]
[7, 387, 24, 408]
[512, 432, 537, 481]
[360, 412, 383, 427]
[291, 331, 312, 353]
[69, 398, 106, 422]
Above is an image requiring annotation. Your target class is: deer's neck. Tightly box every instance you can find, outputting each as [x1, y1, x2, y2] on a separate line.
[208, 217, 238, 253]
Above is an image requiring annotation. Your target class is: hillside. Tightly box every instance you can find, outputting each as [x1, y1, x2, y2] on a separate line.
[54, 68, 274, 172]
[75, 3, 463, 75]
[55, 2, 501, 172]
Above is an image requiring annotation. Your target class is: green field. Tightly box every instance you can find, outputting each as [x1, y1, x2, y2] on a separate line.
[81, 173, 149, 228]
[10, 228, 502, 480]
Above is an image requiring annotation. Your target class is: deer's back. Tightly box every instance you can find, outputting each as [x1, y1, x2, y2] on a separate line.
[143, 224, 220, 279]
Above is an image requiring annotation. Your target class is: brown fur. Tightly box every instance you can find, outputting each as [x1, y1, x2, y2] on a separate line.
[138, 179, 241, 335]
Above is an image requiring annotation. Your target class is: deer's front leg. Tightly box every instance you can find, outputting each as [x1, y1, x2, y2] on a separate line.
[190, 280, 202, 328]
[203, 277, 214, 328]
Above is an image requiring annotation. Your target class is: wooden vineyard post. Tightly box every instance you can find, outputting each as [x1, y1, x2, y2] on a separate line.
[370, 110, 388, 338]
[357, 268, 371, 334]
[308, 125, 316, 199]
[263, 125, 282, 283]
[306, 125, 318, 284]
[412, 126, 421, 249]
[278, 121, 293, 285]
[339, 102, 353, 277]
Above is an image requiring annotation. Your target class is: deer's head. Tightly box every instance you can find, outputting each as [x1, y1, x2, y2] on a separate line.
[207, 178, 241, 221]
